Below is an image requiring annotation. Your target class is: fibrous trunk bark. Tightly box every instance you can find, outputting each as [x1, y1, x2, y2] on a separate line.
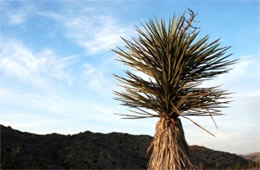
[147, 117, 194, 170]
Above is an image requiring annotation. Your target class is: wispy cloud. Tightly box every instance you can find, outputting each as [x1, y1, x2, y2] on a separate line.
[0, 0, 35, 25]
[0, 39, 74, 89]
[65, 15, 129, 54]
[80, 61, 116, 96]
[38, 10, 133, 54]
[8, 13, 26, 24]
[201, 55, 259, 90]
[82, 63, 106, 90]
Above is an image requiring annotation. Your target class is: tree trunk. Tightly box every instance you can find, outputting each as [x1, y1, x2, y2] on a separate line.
[147, 117, 194, 170]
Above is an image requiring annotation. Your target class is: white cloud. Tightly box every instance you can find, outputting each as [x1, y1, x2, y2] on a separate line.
[73, 16, 128, 54]
[8, 13, 26, 24]
[0, 40, 74, 89]
[81, 63, 113, 94]
[201, 55, 259, 89]
[38, 11, 133, 54]
[65, 15, 130, 54]
[1, 0, 35, 25]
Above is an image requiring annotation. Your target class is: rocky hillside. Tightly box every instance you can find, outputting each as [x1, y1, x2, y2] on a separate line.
[243, 152, 260, 163]
[0, 125, 258, 169]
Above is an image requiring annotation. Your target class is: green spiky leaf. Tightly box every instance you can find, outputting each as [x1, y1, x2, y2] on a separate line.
[113, 11, 236, 123]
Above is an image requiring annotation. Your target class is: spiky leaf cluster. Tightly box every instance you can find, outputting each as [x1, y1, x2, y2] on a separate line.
[113, 11, 235, 122]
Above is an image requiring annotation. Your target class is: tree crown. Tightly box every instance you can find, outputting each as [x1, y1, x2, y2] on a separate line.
[113, 10, 236, 133]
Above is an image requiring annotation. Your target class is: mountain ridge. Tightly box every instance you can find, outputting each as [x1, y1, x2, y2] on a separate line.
[0, 124, 258, 169]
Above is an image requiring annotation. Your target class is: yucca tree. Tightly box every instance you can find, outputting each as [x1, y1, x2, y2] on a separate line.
[113, 10, 235, 169]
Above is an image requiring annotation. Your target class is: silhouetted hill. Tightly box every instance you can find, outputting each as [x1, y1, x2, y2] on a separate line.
[0, 125, 258, 169]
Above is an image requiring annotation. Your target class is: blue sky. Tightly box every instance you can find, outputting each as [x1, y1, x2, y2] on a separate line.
[0, 0, 259, 154]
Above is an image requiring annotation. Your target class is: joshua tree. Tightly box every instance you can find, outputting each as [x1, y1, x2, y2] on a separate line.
[113, 10, 235, 169]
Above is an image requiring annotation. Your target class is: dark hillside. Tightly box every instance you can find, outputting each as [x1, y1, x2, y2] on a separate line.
[0, 125, 258, 169]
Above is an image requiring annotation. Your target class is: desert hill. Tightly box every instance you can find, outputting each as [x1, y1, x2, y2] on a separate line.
[0, 125, 258, 169]
[242, 152, 260, 164]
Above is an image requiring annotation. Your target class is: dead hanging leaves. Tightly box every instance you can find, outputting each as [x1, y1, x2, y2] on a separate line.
[147, 117, 195, 170]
